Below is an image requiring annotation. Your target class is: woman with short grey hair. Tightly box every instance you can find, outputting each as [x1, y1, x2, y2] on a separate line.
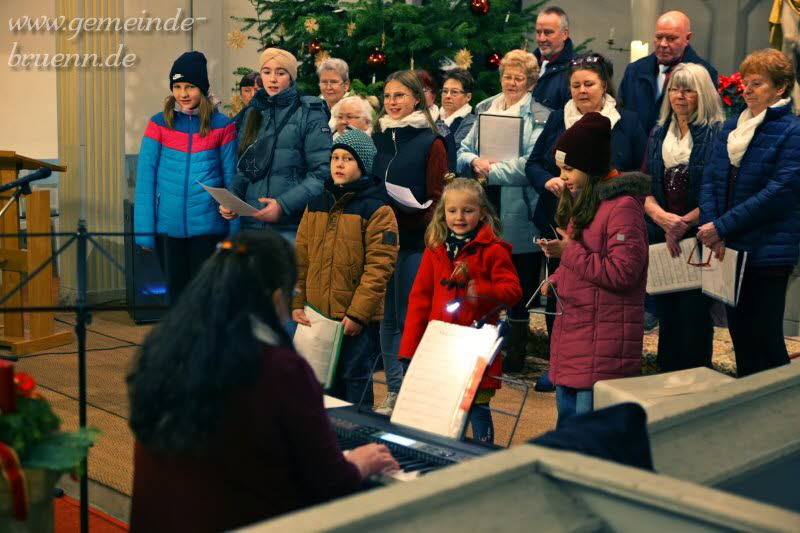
[317, 57, 351, 111]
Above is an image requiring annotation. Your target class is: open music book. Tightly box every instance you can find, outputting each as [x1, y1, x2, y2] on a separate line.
[646, 238, 747, 306]
[390, 321, 503, 439]
[292, 305, 344, 389]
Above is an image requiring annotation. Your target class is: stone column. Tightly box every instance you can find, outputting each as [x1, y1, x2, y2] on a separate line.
[630, 0, 664, 44]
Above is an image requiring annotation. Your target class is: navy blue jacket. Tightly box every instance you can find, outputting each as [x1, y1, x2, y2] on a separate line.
[525, 108, 647, 238]
[699, 103, 800, 268]
[533, 38, 575, 111]
[644, 118, 721, 242]
[618, 46, 718, 135]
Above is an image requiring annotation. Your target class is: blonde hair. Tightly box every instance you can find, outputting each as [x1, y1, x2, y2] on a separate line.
[163, 94, 215, 136]
[425, 178, 502, 249]
[500, 49, 540, 88]
[377, 70, 438, 133]
[657, 62, 724, 127]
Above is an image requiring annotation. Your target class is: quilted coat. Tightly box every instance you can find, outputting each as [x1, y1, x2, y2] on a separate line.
[699, 103, 800, 268]
[134, 108, 237, 249]
[549, 172, 651, 390]
[293, 176, 399, 323]
[229, 86, 332, 231]
[398, 224, 522, 389]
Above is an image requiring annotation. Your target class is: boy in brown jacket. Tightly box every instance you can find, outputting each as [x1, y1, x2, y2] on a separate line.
[292, 129, 399, 404]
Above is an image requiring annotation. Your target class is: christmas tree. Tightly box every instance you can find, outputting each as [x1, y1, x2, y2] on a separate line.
[231, 0, 552, 103]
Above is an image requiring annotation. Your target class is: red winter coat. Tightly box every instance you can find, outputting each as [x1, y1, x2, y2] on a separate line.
[399, 224, 522, 389]
[549, 172, 651, 390]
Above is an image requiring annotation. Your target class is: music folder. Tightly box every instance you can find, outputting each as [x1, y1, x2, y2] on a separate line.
[292, 305, 344, 389]
[477, 113, 523, 161]
[389, 321, 502, 440]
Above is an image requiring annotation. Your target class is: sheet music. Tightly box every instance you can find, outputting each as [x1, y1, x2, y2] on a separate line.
[390, 321, 499, 439]
[385, 182, 432, 212]
[292, 305, 344, 388]
[478, 114, 523, 161]
[646, 238, 701, 294]
[198, 182, 258, 216]
[701, 246, 747, 307]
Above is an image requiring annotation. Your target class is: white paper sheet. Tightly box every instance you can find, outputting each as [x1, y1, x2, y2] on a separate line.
[646, 238, 702, 294]
[199, 182, 258, 216]
[701, 246, 747, 307]
[292, 305, 344, 388]
[390, 321, 499, 439]
[385, 182, 432, 211]
[478, 114, 522, 161]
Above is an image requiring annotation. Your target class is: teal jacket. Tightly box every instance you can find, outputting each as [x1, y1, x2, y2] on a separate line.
[456, 94, 550, 254]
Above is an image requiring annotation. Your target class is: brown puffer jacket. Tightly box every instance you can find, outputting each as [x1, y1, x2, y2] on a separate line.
[293, 176, 399, 323]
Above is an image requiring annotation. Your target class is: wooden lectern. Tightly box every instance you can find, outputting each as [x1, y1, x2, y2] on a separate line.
[0, 151, 73, 354]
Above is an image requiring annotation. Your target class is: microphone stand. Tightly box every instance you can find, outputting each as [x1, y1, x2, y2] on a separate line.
[0, 182, 32, 221]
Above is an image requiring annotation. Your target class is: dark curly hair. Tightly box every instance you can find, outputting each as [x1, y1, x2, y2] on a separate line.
[127, 230, 296, 454]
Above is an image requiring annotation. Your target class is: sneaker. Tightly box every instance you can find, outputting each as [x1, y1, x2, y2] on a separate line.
[374, 392, 398, 416]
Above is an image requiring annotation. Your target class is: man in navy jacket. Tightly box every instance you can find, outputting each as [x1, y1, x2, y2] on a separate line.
[533, 6, 575, 111]
[618, 10, 717, 134]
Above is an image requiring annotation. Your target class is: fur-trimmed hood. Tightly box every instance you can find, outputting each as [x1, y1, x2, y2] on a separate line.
[598, 171, 651, 201]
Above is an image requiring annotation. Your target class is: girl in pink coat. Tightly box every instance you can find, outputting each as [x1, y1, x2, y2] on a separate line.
[538, 112, 650, 426]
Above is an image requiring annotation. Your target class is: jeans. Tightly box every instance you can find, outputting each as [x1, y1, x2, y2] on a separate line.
[380, 249, 422, 392]
[468, 403, 494, 443]
[555, 386, 593, 428]
[328, 322, 377, 406]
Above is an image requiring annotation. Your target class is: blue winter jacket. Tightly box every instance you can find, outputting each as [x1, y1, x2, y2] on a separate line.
[230, 86, 332, 232]
[533, 38, 575, 111]
[134, 108, 237, 249]
[457, 94, 550, 254]
[525, 108, 646, 238]
[699, 103, 800, 267]
[618, 46, 718, 135]
[644, 118, 721, 243]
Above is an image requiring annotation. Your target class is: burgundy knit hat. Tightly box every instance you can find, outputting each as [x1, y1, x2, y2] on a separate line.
[553, 112, 612, 177]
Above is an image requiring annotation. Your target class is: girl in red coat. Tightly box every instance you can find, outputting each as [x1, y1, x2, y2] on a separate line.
[399, 177, 521, 443]
[538, 112, 650, 427]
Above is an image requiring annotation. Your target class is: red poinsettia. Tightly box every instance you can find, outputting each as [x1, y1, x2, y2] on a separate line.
[13, 372, 36, 398]
[717, 72, 746, 117]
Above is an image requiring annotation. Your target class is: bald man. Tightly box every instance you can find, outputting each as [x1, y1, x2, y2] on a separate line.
[619, 11, 718, 134]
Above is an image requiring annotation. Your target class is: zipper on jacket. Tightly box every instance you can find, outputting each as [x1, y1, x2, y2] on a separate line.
[184, 114, 193, 237]
[384, 129, 398, 183]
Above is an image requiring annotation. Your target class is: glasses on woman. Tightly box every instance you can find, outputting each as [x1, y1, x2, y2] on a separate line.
[336, 113, 363, 121]
[441, 88, 465, 96]
[383, 92, 411, 103]
[319, 80, 343, 87]
[667, 87, 697, 96]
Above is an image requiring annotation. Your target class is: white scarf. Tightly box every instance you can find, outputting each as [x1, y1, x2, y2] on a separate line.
[564, 94, 621, 129]
[661, 118, 693, 169]
[378, 110, 432, 130]
[488, 92, 531, 116]
[427, 105, 440, 122]
[727, 97, 791, 167]
[439, 103, 473, 127]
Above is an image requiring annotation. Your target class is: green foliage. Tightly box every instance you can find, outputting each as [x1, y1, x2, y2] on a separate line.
[0, 397, 98, 473]
[232, 0, 548, 100]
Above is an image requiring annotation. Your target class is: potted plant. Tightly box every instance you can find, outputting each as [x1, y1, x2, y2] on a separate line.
[717, 72, 747, 119]
[0, 361, 97, 532]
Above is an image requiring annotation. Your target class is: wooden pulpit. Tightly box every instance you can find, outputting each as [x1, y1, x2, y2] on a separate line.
[0, 151, 73, 354]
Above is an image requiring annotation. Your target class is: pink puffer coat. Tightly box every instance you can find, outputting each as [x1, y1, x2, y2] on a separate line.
[549, 172, 650, 390]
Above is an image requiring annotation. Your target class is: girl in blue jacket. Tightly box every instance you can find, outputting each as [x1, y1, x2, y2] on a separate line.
[134, 51, 238, 303]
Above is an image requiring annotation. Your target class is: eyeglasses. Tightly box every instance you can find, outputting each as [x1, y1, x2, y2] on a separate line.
[667, 87, 697, 96]
[686, 242, 712, 267]
[335, 113, 363, 121]
[382, 92, 412, 102]
[422, 87, 434, 93]
[319, 80, 343, 87]
[441, 88, 466, 96]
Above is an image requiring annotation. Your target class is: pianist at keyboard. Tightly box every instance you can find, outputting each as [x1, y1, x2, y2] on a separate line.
[127, 230, 399, 533]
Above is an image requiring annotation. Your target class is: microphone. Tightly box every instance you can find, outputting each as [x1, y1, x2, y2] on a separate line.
[0, 168, 52, 194]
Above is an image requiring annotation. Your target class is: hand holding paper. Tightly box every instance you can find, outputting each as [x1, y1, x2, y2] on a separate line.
[199, 182, 258, 217]
[385, 183, 433, 212]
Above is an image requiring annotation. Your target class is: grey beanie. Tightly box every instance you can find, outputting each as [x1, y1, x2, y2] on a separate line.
[331, 129, 377, 175]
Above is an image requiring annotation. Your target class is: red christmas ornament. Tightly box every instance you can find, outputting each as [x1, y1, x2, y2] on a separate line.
[367, 48, 387, 69]
[470, 0, 490, 16]
[486, 51, 501, 70]
[308, 39, 322, 54]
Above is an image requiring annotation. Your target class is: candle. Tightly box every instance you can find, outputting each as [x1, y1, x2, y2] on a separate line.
[0, 361, 16, 414]
[630, 40, 649, 63]
[410, 56, 414, 70]
[609, 27, 615, 41]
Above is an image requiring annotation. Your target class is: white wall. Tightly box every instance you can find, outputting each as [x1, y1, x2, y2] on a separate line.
[0, 0, 59, 160]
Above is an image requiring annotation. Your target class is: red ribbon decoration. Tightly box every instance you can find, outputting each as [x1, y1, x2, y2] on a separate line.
[0, 441, 28, 520]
